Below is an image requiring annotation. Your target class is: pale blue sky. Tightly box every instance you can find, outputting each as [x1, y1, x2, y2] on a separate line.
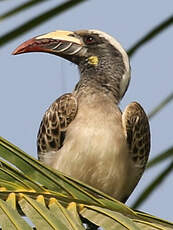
[1, 0, 173, 221]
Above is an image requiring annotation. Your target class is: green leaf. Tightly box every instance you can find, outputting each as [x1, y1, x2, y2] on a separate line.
[0, 136, 173, 229]
[128, 15, 173, 57]
[147, 146, 173, 169]
[19, 194, 69, 230]
[0, 160, 40, 190]
[148, 92, 173, 119]
[0, 179, 24, 190]
[0, 198, 32, 230]
[0, 0, 47, 20]
[0, 136, 64, 192]
[135, 211, 173, 230]
[0, 136, 135, 215]
[49, 200, 85, 230]
[132, 220, 172, 230]
[0, 159, 46, 192]
[132, 161, 173, 209]
[66, 203, 85, 230]
[6, 193, 16, 210]
[0, 0, 87, 47]
[82, 206, 140, 230]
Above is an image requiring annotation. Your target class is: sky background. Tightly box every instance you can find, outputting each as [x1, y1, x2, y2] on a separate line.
[1, 0, 173, 222]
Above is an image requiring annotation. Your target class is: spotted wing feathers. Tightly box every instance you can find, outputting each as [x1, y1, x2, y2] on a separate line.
[37, 93, 78, 162]
[122, 102, 150, 171]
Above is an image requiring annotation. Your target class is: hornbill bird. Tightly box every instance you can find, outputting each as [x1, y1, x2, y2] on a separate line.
[13, 29, 150, 203]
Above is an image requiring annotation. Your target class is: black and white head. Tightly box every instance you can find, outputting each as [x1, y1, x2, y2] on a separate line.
[13, 29, 130, 100]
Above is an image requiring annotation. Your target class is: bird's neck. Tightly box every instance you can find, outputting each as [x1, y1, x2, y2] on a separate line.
[74, 68, 122, 104]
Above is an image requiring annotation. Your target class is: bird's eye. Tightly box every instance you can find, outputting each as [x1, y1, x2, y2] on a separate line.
[84, 35, 96, 45]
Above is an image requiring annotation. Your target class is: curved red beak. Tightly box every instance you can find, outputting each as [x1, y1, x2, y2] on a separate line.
[12, 30, 84, 63]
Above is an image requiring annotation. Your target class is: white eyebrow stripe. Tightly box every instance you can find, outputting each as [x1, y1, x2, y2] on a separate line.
[89, 29, 130, 73]
[88, 29, 130, 98]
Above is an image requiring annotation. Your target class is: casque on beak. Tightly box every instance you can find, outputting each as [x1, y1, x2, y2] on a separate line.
[12, 30, 86, 64]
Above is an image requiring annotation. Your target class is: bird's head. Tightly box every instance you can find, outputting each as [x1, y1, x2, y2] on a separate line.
[13, 29, 130, 99]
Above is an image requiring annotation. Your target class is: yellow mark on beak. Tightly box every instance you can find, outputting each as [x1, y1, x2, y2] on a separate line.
[88, 56, 99, 65]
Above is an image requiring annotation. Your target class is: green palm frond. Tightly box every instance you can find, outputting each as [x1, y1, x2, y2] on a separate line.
[0, 0, 87, 47]
[148, 92, 173, 119]
[132, 161, 173, 209]
[147, 146, 173, 169]
[0, 136, 173, 229]
[0, 0, 47, 20]
[127, 15, 173, 57]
